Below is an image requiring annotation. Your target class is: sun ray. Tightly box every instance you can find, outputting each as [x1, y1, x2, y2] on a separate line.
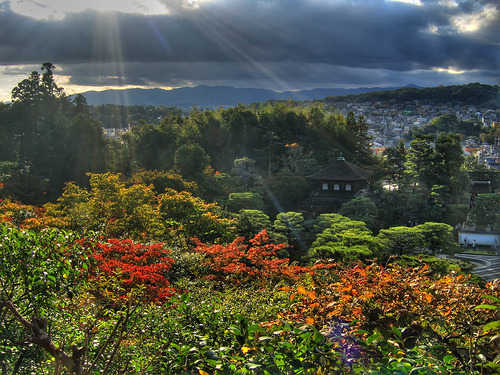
[188, 6, 292, 91]
[90, 12, 132, 110]
[148, 18, 174, 55]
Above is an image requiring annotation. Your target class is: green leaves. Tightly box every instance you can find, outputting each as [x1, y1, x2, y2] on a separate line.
[475, 295, 500, 336]
[0, 224, 90, 307]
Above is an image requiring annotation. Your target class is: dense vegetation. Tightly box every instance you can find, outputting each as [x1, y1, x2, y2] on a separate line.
[1, 64, 500, 374]
[1, 214, 499, 374]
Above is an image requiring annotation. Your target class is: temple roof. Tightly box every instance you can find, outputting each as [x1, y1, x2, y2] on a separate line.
[307, 157, 372, 181]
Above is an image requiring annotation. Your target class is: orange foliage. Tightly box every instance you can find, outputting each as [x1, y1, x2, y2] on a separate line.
[0, 199, 45, 227]
[282, 264, 500, 334]
[192, 230, 312, 283]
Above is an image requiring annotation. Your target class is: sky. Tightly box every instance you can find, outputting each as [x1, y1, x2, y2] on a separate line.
[0, 0, 498, 102]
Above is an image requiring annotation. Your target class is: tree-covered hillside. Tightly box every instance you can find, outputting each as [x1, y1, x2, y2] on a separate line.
[321, 83, 500, 108]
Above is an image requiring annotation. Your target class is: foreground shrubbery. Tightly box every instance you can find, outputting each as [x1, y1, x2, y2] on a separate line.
[1, 223, 499, 374]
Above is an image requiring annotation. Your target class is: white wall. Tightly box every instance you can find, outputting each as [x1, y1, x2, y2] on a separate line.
[459, 231, 500, 246]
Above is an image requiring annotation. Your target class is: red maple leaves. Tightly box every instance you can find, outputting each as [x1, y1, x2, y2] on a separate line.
[80, 238, 175, 302]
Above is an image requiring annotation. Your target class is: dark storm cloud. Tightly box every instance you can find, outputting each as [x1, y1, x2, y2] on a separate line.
[0, 0, 498, 89]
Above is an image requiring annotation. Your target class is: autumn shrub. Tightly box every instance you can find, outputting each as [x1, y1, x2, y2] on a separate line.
[3, 224, 499, 374]
[280, 264, 500, 372]
[0, 199, 41, 226]
[159, 188, 236, 247]
[0, 199, 77, 231]
[46, 174, 162, 239]
[130, 169, 199, 195]
[192, 230, 310, 284]
[80, 237, 176, 303]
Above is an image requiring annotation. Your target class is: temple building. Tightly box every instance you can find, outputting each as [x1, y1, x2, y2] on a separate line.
[299, 156, 372, 216]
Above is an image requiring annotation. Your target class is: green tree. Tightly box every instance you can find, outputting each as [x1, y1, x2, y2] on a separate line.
[39, 62, 63, 99]
[63, 114, 107, 186]
[340, 197, 378, 229]
[129, 121, 179, 171]
[11, 71, 42, 104]
[11, 62, 65, 111]
[464, 155, 489, 171]
[271, 211, 306, 258]
[435, 134, 464, 182]
[382, 139, 407, 189]
[468, 193, 500, 231]
[236, 209, 271, 240]
[309, 216, 379, 262]
[414, 222, 459, 254]
[406, 133, 467, 197]
[422, 184, 450, 223]
[174, 143, 211, 180]
[378, 189, 425, 227]
[345, 112, 372, 163]
[227, 192, 265, 212]
[263, 174, 310, 216]
[4, 63, 115, 202]
[72, 93, 89, 116]
[377, 226, 425, 256]
[435, 133, 470, 204]
[232, 157, 257, 191]
[279, 143, 316, 175]
[403, 133, 469, 224]
[405, 134, 436, 193]
[480, 123, 499, 144]
[311, 219, 374, 248]
[428, 113, 459, 133]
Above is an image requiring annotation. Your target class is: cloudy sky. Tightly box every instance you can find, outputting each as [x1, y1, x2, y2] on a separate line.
[0, 0, 498, 102]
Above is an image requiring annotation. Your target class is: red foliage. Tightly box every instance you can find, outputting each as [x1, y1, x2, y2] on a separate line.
[80, 238, 175, 302]
[192, 230, 310, 283]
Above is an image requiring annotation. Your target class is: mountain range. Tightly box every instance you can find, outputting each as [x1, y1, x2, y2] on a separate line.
[78, 85, 419, 107]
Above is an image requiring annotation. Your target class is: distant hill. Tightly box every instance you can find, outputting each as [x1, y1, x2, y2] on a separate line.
[320, 82, 499, 107]
[77, 85, 409, 107]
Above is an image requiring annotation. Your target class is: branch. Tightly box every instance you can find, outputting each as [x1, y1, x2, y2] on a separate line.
[3, 301, 85, 375]
[84, 315, 124, 375]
